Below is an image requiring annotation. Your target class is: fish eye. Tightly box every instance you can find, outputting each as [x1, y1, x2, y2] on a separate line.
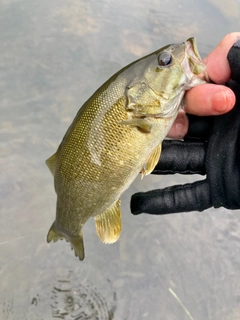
[158, 52, 172, 67]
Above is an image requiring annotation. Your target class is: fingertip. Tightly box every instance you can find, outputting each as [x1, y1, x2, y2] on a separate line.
[209, 86, 236, 114]
[130, 193, 144, 215]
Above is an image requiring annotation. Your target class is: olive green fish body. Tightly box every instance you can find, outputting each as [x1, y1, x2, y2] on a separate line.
[46, 38, 207, 260]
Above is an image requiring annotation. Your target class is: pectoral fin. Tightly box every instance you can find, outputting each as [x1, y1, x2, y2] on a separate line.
[47, 221, 85, 261]
[119, 119, 152, 133]
[94, 199, 121, 244]
[141, 144, 162, 178]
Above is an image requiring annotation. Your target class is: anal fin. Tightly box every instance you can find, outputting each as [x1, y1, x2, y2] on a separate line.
[47, 221, 85, 261]
[94, 199, 122, 244]
[141, 144, 162, 178]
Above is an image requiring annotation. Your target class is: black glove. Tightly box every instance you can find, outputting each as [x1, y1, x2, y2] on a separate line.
[131, 38, 240, 215]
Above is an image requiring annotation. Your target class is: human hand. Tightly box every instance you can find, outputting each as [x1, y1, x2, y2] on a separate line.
[131, 34, 240, 215]
[168, 33, 239, 139]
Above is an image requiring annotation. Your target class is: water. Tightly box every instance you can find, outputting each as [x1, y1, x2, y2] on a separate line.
[1, 0, 240, 319]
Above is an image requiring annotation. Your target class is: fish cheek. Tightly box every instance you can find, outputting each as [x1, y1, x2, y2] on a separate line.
[151, 67, 183, 97]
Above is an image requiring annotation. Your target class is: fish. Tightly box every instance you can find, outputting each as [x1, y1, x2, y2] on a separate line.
[46, 37, 207, 260]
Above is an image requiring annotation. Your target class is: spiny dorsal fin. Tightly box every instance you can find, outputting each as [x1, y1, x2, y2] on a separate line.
[47, 221, 85, 261]
[46, 153, 57, 176]
[94, 199, 121, 244]
[141, 144, 162, 178]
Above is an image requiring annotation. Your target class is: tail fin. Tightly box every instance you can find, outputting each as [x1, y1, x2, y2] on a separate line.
[47, 222, 63, 243]
[69, 234, 85, 261]
[47, 222, 85, 261]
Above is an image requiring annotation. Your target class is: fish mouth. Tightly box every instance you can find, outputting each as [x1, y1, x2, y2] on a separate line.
[185, 37, 210, 83]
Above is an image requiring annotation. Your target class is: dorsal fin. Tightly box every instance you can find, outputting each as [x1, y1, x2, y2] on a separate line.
[46, 153, 57, 176]
[94, 199, 121, 244]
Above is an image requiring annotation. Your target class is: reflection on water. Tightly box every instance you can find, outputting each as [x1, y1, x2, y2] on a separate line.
[50, 274, 116, 320]
[1, 0, 240, 319]
[2, 267, 117, 320]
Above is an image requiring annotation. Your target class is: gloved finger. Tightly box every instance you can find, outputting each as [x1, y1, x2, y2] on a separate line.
[227, 37, 240, 84]
[184, 114, 213, 141]
[131, 180, 211, 215]
[153, 140, 206, 175]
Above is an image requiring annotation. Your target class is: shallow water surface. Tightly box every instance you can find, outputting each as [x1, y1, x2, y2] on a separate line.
[1, 0, 240, 319]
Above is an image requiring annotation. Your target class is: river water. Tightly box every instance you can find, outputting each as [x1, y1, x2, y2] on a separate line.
[1, 0, 240, 319]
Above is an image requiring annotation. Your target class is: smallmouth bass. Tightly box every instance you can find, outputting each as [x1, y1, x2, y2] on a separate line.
[46, 37, 207, 260]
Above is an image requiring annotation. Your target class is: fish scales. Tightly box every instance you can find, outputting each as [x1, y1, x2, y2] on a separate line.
[46, 38, 207, 260]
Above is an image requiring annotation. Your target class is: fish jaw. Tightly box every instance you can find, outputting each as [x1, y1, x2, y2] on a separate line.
[182, 37, 209, 88]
